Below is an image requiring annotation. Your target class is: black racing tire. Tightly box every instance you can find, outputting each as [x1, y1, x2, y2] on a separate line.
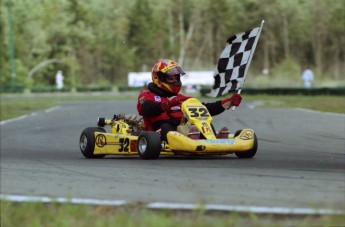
[235, 133, 258, 159]
[79, 127, 106, 159]
[137, 131, 161, 160]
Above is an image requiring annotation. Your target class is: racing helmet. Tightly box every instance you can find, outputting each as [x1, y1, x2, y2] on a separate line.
[151, 59, 185, 94]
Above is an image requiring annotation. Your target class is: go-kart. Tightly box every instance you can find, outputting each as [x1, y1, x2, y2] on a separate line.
[79, 98, 258, 159]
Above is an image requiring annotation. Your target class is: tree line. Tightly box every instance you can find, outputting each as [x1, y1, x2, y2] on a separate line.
[1, 0, 344, 87]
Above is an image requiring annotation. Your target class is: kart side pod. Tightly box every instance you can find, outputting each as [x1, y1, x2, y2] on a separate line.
[166, 128, 257, 156]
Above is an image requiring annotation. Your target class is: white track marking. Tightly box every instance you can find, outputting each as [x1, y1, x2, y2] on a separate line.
[295, 108, 345, 117]
[0, 113, 35, 126]
[0, 194, 125, 206]
[0, 106, 60, 126]
[1, 194, 343, 215]
[246, 101, 263, 109]
[44, 106, 60, 113]
[148, 202, 344, 215]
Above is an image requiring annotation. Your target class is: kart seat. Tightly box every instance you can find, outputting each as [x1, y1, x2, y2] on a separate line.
[177, 125, 200, 140]
[177, 124, 189, 135]
[216, 127, 230, 139]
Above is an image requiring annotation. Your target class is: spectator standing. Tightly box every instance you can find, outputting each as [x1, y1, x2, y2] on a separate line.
[56, 70, 64, 90]
[301, 66, 314, 88]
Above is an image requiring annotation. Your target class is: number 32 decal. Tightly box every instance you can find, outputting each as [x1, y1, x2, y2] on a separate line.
[188, 107, 209, 118]
[119, 138, 129, 152]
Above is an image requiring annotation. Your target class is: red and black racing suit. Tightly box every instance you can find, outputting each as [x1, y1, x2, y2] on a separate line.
[137, 82, 226, 141]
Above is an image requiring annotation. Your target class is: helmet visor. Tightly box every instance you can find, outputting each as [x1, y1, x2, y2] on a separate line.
[164, 67, 185, 77]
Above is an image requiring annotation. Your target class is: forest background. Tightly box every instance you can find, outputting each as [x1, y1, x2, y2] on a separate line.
[1, 0, 344, 89]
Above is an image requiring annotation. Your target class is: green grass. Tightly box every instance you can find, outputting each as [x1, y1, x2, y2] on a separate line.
[245, 95, 345, 114]
[1, 93, 343, 122]
[1, 201, 344, 227]
[0, 94, 136, 121]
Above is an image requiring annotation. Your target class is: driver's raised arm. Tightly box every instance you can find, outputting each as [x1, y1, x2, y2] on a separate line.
[203, 93, 242, 116]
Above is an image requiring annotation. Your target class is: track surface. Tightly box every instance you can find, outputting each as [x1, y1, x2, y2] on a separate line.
[1, 100, 344, 210]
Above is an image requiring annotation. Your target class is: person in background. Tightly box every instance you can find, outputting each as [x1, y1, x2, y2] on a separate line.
[137, 59, 242, 142]
[301, 65, 314, 88]
[56, 70, 64, 90]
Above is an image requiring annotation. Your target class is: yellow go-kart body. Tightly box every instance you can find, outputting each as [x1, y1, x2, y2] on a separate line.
[164, 98, 256, 156]
[79, 98, 257, 159]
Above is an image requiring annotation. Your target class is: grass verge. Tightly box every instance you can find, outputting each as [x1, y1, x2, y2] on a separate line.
[1, 201, 344, 227]
[0, 93, 135, 121]
[245, 95, 345, 114]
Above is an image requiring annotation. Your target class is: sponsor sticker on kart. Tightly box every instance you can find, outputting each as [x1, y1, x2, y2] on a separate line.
[240, 130, 254, 140]
[95, 134, 106, 147]
[204, 139, 235, 144]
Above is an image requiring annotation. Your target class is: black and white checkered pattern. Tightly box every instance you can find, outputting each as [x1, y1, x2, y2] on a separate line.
[209, 26, 261, 97]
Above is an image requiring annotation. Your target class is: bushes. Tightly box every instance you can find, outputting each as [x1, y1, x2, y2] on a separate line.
[30, 86, 72, 93]
[117, 85, 142, 92]
[243, 88, 345, 96]
[199, 87, 345, 96]
[1, 84, 343, 96]
[75, 86, 112, 92]
[0, 85, 112, 93]
[0, 85, 25, 93]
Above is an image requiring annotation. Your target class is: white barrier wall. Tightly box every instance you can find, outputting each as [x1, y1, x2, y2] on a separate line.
[128, 71, 215, 87]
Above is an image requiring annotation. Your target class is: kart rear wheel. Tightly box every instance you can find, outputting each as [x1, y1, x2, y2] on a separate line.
[235, 132, 258, 159]
[137, 132, 161, 160]
[80, 127, 106, 159]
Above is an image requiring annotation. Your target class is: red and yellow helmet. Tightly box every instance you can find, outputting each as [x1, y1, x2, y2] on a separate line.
[151, 59, 185, 95]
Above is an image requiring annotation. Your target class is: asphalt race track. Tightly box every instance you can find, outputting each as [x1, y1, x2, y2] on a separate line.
[1, 99, 344, 212]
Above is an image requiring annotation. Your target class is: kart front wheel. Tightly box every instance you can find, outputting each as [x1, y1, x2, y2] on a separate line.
[235, 132, 258, 159]
[80, 127, 106, 159]
[137, 132, 161, 160]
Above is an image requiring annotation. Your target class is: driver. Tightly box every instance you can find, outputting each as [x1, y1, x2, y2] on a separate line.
[137, 59, 242, 142]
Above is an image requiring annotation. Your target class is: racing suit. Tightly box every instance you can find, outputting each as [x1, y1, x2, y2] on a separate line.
[137, 82, 226, 141]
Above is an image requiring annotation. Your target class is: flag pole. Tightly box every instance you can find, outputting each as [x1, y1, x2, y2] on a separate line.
[232, 20, 265, 111]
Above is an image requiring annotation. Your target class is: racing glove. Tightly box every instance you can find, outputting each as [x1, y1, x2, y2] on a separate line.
[160, 96, 179, 111]
[168, 95, 191, 106]
[161, 95, 191, 111]
[167, 96, 181, 107]
[221, 93, 242, 110]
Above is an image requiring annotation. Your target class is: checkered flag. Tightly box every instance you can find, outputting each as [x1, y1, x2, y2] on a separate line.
[208, 21, 264, 97]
